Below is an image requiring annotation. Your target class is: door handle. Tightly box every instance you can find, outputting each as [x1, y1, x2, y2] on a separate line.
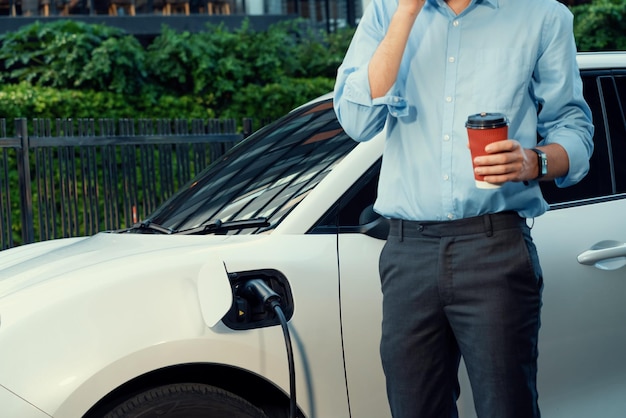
[577, 240, 626, 270]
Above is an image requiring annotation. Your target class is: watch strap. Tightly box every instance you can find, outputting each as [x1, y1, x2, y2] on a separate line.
[530, 148, 548, 180]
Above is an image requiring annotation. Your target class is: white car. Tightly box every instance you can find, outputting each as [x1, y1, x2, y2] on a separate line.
[1, 52, 626, 418]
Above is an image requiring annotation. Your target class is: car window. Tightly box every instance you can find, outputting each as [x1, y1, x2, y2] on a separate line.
[147, 99, 358, 233]
[540, 70, 626, 207]
[313, 159, 381, 233]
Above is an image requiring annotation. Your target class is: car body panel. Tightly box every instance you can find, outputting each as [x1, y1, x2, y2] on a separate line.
[576, 51, 626, 70]
[0, 232, 350, 418]
[0, 384, 52, 418]
[0, 234, 234, 415]
[533, 199, 626, 417]
[337, 233, 388, 417]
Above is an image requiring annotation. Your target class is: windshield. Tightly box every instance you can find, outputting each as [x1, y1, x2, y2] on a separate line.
[145, 99, 357, 234]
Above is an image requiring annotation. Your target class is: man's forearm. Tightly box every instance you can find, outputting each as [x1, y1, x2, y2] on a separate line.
[368, 4, 423, 99]
[531, 143, 569, 182]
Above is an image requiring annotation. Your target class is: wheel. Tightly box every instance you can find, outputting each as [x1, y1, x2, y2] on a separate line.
[104, 383, 269, 418]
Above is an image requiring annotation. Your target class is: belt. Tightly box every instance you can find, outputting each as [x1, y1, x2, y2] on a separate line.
[388, 212, 526, 239]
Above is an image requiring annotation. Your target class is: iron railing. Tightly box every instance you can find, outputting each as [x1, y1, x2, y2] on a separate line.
[0, 116, 256, 250]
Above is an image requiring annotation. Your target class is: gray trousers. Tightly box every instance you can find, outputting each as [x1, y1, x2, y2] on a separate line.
[379, 213, 543, 418]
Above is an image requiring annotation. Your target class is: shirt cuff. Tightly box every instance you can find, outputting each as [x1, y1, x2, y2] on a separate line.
[546, 133, 592, 188]
[342, 67, 409, 118]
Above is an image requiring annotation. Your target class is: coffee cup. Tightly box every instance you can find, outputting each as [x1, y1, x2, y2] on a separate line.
[466, 112, 508, 189]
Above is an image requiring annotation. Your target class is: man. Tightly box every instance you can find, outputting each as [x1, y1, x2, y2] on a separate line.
[333, 0, 593, 417]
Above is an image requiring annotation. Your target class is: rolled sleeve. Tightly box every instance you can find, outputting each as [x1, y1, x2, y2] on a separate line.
[333, 0, 409, 142]
[534, 3, 594, 187]
[542, 125, 593, 187]
[341, 67, 408, 113]
[334, 65, 409, 142]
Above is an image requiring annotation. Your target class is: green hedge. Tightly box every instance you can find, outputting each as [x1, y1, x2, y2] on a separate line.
[571, 0, 626, 51]
[0, 19, 354, 125]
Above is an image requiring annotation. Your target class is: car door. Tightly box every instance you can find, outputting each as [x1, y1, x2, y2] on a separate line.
[530, 70, 626, 417]
[324, 161, 391, 418]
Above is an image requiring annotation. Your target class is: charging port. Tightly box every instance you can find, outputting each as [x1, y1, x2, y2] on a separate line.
[222, 269, 294, 331]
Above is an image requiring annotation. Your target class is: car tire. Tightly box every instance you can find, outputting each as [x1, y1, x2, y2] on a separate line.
[103, 383, 269, 418]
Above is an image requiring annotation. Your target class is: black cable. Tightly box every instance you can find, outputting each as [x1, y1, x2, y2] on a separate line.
[272, 303, 296, 418]
[239, 279, 297, 418]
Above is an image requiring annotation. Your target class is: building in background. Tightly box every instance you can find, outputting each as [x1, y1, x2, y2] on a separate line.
[0, 0, 590, 35]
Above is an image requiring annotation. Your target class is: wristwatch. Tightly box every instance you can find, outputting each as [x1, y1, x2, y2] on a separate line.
[530, 148, 548, 180]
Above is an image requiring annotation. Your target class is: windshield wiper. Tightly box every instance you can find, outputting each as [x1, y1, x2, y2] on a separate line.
[118, 220, 176, 235]
[175, 217, 270, 235]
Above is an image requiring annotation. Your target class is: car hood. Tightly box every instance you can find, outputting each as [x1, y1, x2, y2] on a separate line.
[0, 232, 236, 300]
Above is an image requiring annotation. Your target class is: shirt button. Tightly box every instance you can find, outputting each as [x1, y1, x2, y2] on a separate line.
[445, 96, 452, 103]
[443, 174, 449, 181]
[393, 97, 399, 103]
[448, 56, 455, 63]
[447, 213, 455, 220]
[443, 134, 450, 141]
[453, 20, 460, 27]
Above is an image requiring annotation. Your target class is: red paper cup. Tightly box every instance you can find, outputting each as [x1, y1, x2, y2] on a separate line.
[466, 112, 508, 189]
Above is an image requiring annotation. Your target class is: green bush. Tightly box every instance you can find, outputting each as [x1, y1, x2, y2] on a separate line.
[0, 20, 147, 95]
[0, 82, 217, 122]
[144, 20, 351, 114]
[0, 82, 133, 120]
[225, 76, 335, 121]
[0, 19, 354, 124]
[290, 25, 356, 79]
[572, 0, 626, 51]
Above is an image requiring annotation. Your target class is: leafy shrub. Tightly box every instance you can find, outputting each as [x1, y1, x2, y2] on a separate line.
[571, 0, 626, 51]
[0, 20, 147, 95]
[289, 24, 356, 79]
[225, 76, 335, 121]
[0, 82, 135, 120]
[0, 19, 354, 124]
[0, 82, 221, 123]
[144, 20, 348, 110]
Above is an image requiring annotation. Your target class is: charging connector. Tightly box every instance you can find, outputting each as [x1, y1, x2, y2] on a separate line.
[238, 279, 297, 418]
[240, 279, 282, 311]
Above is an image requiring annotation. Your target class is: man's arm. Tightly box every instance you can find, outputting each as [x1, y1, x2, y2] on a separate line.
[472, 3, 592, 186]
[368, 1, 425, 98]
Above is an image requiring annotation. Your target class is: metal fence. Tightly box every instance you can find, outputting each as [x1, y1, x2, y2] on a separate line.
[0, 116, 253, 250]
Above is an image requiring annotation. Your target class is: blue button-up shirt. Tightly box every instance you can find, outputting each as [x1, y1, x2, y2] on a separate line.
[333, 0, 593, 221]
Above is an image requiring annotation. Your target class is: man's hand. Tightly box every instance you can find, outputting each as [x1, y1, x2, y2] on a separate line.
[472, 140, 569, 184]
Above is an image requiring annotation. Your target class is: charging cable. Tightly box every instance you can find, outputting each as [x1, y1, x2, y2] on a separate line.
[239, 279, 297, 418]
